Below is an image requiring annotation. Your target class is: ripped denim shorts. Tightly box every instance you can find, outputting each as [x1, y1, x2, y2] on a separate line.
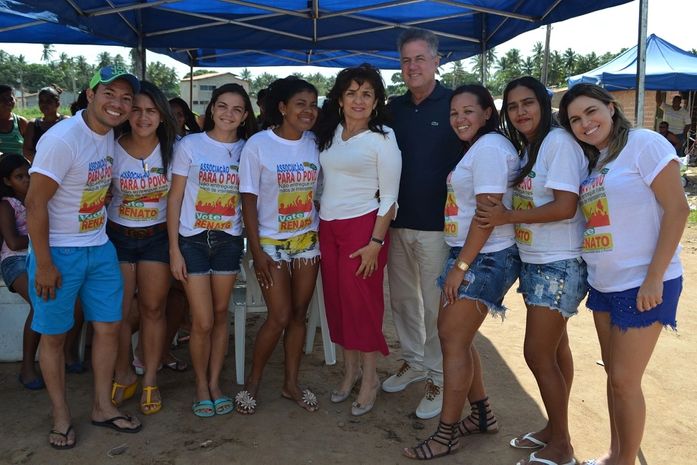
[517, 258, 588, 318]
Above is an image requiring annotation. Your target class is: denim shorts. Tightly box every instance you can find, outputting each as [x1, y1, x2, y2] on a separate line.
[179, 231, 243, 275]
[437, 244, 521, 317]
[28, 242, 123, 335]
[517, 258, 588, 318]
[1, 254, 27, 292]
[586, 276, 681, 330]
[260, 230, 320, 263]
[107, 221, 169, 264]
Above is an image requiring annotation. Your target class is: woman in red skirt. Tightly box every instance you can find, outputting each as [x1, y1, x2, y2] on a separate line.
[314, 64, 402, 416]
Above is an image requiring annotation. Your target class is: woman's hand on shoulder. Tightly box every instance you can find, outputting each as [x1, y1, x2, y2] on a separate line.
[349, 241, 380, 279]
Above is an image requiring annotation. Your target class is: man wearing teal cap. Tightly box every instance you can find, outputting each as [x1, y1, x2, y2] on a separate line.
[25, 66, 142, 449]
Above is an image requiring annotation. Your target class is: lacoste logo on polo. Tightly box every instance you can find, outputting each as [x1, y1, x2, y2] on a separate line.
[431, 121, 439, 126]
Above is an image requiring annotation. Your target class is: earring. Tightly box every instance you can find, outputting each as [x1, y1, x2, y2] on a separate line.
[371, 108, 378, 119]
[281, 112, 286, 117]
[241, 120, 246, 127]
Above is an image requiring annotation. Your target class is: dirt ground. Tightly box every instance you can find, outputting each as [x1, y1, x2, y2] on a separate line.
[1, 226, 696, 465]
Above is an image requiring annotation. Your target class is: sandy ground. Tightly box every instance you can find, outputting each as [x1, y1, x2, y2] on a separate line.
[1, 227, 696, 465]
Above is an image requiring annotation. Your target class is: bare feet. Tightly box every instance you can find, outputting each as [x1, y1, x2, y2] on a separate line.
[92, 404, 142, 432]
[48, 425, 76, 449]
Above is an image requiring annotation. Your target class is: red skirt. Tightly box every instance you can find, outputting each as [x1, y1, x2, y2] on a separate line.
[319, 210, 389, 355]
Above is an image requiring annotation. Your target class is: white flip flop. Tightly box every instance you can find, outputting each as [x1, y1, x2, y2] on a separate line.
[509, 432, 547, 449]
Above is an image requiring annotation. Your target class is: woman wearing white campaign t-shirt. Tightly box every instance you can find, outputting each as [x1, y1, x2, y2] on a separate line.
[106, 81, 176, 416]
[476, 77, 587, 465]
[559, 84, 688, 465]
[167, 84, 258, 419]
[404, 85, 521, 460]
[236, 77, 320, 415]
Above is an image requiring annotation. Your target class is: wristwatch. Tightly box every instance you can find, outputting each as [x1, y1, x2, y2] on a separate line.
[455, 259, 469, 272]
[370, 236, 385, 246]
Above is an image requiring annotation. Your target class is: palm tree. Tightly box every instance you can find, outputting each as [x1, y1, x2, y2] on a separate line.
[97, 51, 112, 68]
[41, 44, 55, 63]
[563, 48, 577, 78]
[240, 68, 252, 82]
[470, 49, 497, 81]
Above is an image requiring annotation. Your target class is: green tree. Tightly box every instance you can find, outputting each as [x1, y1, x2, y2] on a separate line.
[146, 62, 180, 98]
[41, 44, 55, 63]
[441, 61, 479, 89]
[240, 68, 252, 82]
[251, 73, 279, 96]
[386, 72, 406, 96]
[182, 69, 217, 79]
[470, 49, 497, 80]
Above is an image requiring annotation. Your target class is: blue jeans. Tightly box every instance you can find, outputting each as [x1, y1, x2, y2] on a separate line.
[179, 231, 243, 275]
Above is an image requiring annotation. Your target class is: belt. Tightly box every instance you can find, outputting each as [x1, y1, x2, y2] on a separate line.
[107, 220, 167, 239]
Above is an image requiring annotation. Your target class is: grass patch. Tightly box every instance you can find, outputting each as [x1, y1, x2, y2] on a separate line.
[689, 210, 697, 224]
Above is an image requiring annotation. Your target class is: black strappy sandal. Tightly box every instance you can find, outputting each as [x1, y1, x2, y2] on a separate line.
[457, 396, 499, 436]
[403, 421, 459, 460]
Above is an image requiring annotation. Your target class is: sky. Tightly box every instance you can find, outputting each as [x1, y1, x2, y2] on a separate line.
[4, 0, 696, 82]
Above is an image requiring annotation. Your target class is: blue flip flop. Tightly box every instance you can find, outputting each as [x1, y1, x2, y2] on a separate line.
[192, 399, 215, 418]
[213, 396, 234, 416]
[19, 374, 45, 390]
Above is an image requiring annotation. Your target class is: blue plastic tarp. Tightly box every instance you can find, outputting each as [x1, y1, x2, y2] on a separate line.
[568, 34, 697, 91]
[2, 1, 633, 69]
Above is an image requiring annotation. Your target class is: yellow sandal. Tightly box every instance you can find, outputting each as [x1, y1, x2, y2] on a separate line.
[141, 386, 162, 415]
[111, 380, 138, 406]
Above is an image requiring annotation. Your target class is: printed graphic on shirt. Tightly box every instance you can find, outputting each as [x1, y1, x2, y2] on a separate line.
[276, 161, 318, 233]
[79, 156, 112, 232]
[513, 172, 535, 246]
[194, 162, 239, 230]
[444, 171, 458, 237]
[580, 168, 613, 252]
[117, 167, 168, 221]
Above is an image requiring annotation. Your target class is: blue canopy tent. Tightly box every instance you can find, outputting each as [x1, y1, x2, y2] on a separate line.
[567, 34, 697, 91]
[2, 1, 632, 70]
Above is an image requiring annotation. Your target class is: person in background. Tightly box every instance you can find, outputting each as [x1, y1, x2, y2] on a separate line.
[169, 97, 201, 139]
[168, 83, 256, 418]
[404, 84, 520, 460]
[656, 93, 691, 145]
[559, 83, 688, 465]
[255, 87, 269, 128]
[314, 64, 401, 416]
[69, 90, 88, 116]
[237, 77, 320, 414]
[25, 66, 143, 450]
[383, 27, 463, 420]
[476, 76, 588, 465]
[107, 81, 177, 416]
[22, 86, 69, 161]
[0, 85, 28, 157]
[657, 121, 682, 155]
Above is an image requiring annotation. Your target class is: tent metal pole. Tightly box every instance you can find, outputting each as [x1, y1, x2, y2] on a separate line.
[189, 62, 193, 108]
[635, 0, 649, 127]
[541, 24, 551, 86]
[481, 14, 487, 85]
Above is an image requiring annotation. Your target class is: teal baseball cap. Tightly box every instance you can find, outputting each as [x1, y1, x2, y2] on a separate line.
[89, 66, 140, 93]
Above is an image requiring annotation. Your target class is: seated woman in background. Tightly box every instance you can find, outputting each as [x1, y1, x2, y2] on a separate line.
[314, 64, 401, 416]
[0, 85, 28, 156]
[558, 84, 688, 465]
[22, 86, 69, 161]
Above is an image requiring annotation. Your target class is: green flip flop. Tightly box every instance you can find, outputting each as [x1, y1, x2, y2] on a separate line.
[192, 399, 215, 418]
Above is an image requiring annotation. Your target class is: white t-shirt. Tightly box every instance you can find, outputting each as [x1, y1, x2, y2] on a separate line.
[107, 141, 170, 227]
[513, 128, 588, 263]
[239, 129, 319, 239]
[319, 125, 402, 221]
[171, 132, 244, 237]
[660, 103, 691, 134]
[29, 111, 113, 247]
[579, 129, 682, 292]
[444, 132, 519, 252]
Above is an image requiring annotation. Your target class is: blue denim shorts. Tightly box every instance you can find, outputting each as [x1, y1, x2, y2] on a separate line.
[586, 276, 681, 330]
[437, 244, 521, 317]
[517, 258, 588, 318]
[28, 242, 123, 335]
[1, 254, 27, 292]
[107, 221, 169, 264]
[179, 231, 243, 275]
[260, 230, 320, 263]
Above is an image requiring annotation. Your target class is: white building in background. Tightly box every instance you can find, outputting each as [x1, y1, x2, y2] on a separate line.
[179, 72, 250, 115]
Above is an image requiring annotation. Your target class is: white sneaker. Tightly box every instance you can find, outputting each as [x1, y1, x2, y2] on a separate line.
[415, 379, 443, 419]
[381, 361, 427, 393]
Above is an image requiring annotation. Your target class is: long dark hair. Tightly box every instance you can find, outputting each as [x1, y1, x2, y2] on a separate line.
[501, 76, 553, 186]
[203, 83, 257, 140]
[315, 63, 388, 152]
[120, 80, 177, 176]
[450, 84, 499, 150]
[263, 76, 318, 130]
[0, 154, 30, 198]
[169, 97, 201, 134]
[558, 83, 631, 171]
